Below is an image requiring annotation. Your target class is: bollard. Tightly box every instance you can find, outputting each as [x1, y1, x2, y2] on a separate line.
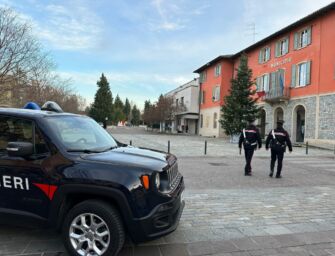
[130, 140, 132, 146]
[168, 140, 170, 154]
[204, 140, 207, 155]
[306, 141, 308, 155]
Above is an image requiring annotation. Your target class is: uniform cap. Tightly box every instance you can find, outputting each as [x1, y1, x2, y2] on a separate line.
[277, 120, 284, 124]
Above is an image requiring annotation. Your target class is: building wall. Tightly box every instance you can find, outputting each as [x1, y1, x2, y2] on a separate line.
[199, 106, 221, 137]
[259, 96, 317, 141]
[235, 16, 323, 100]
[195, 6, 334, 141]
[189, 86, 200, 113]
[319, 11, 335, 94]
[318, 94, 335, 140]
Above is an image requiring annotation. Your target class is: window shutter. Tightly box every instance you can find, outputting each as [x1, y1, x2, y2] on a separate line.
[285, 37, 289, 54]
[275, 42, 280, 57]
[258, 50, 263, 63]
[267, 47, 271, 61]
[264, 74, 270, 92]
[294, 32, 299, 50]
[256, 77, 261, 91]
[291, 64, 296, 87]
[307, 26, 312, 45]
[270, 72, 277, 91]
[306, 60, 311, 85]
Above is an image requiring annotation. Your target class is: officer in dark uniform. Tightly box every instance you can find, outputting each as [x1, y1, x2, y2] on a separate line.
[265, 120, 293, 178]
[238, 119, 262, 176]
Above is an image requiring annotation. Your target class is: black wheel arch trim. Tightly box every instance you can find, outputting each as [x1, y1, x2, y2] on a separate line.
[48, 184, 134, 230]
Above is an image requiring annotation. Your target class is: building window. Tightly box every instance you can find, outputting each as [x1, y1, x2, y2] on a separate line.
[200, 71, 207, 83]
[269, 69, 285, 96]
[214, 64, 221, 77]
[176, 98, 179, 106]
[212, 86, 220, 102]
[256, 74, 269, 92]
[213, 113, 218, 129]
[298, 63, 307, 86]
[205, 116, 210, 128]
[200, 114, 203, 128]
[275, 37, 289, 57]
[291, 61, 311, 87]
[294, 27, 311, 49]
[200, 91, 205, 104]
[258, 46, 270, 64]
[180, 97, 184, 105]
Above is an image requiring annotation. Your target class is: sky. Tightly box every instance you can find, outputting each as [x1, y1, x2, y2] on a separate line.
[0, 0, 333, 109]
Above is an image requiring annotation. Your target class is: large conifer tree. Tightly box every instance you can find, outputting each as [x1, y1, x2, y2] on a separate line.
[220, 54, 260, 135]
[89, 73, 113, 123]
[123, 98, 131, 121]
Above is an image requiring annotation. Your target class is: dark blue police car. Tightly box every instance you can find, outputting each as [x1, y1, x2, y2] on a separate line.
[0, 102, 185, 256]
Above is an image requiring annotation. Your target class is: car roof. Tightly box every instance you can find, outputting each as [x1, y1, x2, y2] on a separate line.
[0, 108, 81, 119]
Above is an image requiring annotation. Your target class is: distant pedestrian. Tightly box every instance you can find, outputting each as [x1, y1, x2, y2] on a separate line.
[265, 120, 292, 178]
[238, 119, 262, 176]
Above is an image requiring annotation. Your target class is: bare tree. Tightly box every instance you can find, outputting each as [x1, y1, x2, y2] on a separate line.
[0, 7, 86, 113]
[0, 8, 42, 89]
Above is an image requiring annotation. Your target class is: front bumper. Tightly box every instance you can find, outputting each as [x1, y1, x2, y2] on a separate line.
[129, 180, 185, 243]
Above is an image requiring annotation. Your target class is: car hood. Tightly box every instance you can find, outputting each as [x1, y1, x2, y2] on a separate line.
[80, 146, 174, 171]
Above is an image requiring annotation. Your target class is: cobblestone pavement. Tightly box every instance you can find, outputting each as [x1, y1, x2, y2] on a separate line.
[1, 128, 335, 255]
[110, 127, 335, 158]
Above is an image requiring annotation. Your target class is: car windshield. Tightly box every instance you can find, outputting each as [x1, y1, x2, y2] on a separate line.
[45, 115, 118, 152]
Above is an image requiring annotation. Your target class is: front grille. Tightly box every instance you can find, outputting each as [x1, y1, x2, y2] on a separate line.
[167, 162, 178, 184]
[166, 162, 181, 191]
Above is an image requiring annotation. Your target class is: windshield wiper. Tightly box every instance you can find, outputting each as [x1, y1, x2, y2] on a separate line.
[67, 149, 102, 154]
[100, 146, 118, 152]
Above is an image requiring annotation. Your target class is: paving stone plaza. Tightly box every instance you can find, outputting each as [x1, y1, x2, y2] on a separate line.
[1, 127, 335, 256]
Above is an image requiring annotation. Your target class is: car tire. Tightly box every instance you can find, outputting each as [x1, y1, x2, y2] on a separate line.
[62, 200, 125, 256]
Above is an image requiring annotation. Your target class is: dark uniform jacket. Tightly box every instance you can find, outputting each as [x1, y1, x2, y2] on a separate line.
[265, 127, 293, 152]
[238, 125, 262, 150]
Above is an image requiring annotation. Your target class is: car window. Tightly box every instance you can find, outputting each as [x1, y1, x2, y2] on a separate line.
[0, 116, 49, 155]
[45, 116, 118, 151]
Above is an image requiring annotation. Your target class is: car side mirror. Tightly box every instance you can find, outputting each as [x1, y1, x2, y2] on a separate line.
[6, 142, 34, 157]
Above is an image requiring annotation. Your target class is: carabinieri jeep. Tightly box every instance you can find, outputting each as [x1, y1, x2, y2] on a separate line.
[0, 102, 185, 256]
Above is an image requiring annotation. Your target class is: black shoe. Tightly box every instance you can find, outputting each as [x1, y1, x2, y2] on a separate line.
[269, 171, 273, 177]
[275, 175, 282, 178]
[245, 173, 252, 176]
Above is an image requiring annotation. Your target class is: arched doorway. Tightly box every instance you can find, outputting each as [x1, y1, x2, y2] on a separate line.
[259, 109, 266, 138]
[294, 105, 306, 143]
[273, 107, 284, 127]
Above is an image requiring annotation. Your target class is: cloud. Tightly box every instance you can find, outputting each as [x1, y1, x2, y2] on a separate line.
[149, 0, 188, 31]
[31, 3, 104, 50]
[242, 0, 334, 43]
[58, 70, 194, 108]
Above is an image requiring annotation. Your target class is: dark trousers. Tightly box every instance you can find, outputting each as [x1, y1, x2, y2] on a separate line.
[270, 149, 284, 177]
[244, 149, 254, 174]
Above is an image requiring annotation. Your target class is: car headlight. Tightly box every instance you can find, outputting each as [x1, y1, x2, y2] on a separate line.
[155, 173, 160, 189]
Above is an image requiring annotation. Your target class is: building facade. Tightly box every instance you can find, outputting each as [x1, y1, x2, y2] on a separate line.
[194, 3, 335, 144]
[165, 78, 200, 134]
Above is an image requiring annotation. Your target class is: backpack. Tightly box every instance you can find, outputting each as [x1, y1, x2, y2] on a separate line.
[271, 130, 286, 151]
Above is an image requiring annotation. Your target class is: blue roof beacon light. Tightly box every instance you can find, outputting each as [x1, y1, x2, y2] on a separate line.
[41, 101, 64, 113]
[23, 102, 41, 110]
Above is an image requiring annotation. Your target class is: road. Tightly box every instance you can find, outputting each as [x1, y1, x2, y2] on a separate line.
[1, 128, 335, 256]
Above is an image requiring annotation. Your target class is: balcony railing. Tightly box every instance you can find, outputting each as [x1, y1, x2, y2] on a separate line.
[262, 87, 290, 103]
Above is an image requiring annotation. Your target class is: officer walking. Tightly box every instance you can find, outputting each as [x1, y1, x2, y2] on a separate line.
[238, 119, 262, 176]
[265, 120, 293, 178]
